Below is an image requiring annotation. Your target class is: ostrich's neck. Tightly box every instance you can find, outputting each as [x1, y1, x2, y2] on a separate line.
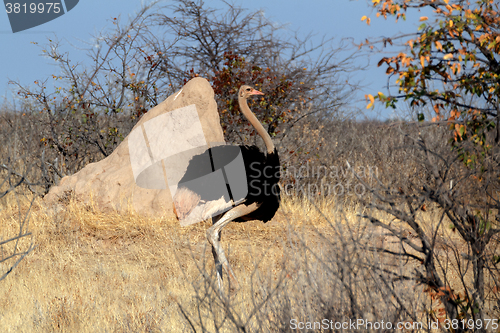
[238, 96, 275, 154]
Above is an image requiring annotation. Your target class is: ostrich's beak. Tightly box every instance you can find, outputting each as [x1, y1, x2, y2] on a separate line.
[251, 89, 264, 95]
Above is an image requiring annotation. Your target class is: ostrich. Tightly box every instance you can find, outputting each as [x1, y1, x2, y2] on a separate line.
[173, 85, 281, 289]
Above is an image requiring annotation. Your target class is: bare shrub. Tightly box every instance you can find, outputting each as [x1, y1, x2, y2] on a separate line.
[280, 119, 440, 204]
[351, 123, 500, 330]
[176, 204, 433, 332]
[0, 106, 37, 282]
[10, 0, 357, 190]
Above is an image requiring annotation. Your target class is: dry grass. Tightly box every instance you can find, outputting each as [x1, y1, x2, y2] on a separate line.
[0, 192, 360, 332]
[0, 191, 497, 332]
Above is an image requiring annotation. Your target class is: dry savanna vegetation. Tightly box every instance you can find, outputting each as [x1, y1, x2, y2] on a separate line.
[1, 0, 500, 332]
[1, 118, 499, 332]
[0, 184, 467, 332]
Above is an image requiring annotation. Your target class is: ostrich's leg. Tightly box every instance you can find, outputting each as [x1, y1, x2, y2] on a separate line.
[207, 202, 260, 290]
[211, 213, 223, 290]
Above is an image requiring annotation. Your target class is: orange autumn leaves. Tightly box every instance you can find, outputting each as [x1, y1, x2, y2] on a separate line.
[363, 0, 500, 146]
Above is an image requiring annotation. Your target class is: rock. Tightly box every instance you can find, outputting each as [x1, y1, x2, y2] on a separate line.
[44, 77, 225, 217]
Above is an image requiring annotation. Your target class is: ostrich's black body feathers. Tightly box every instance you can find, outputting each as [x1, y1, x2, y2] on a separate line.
[177, 144, 280, 222]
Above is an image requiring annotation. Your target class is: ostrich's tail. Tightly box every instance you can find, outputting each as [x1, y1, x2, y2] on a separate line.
[172, 187, 201, 220]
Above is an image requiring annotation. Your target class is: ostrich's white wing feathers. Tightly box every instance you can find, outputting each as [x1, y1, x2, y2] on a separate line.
[201, 196, 247, 220]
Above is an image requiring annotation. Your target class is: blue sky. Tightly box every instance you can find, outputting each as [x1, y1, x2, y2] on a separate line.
[0, 0, 429, 119]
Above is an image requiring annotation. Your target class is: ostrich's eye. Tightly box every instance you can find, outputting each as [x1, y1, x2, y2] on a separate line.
[246, 88, 251, 91]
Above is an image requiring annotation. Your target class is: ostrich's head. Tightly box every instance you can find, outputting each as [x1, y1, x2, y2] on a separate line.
[239, 85, 264, 99]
